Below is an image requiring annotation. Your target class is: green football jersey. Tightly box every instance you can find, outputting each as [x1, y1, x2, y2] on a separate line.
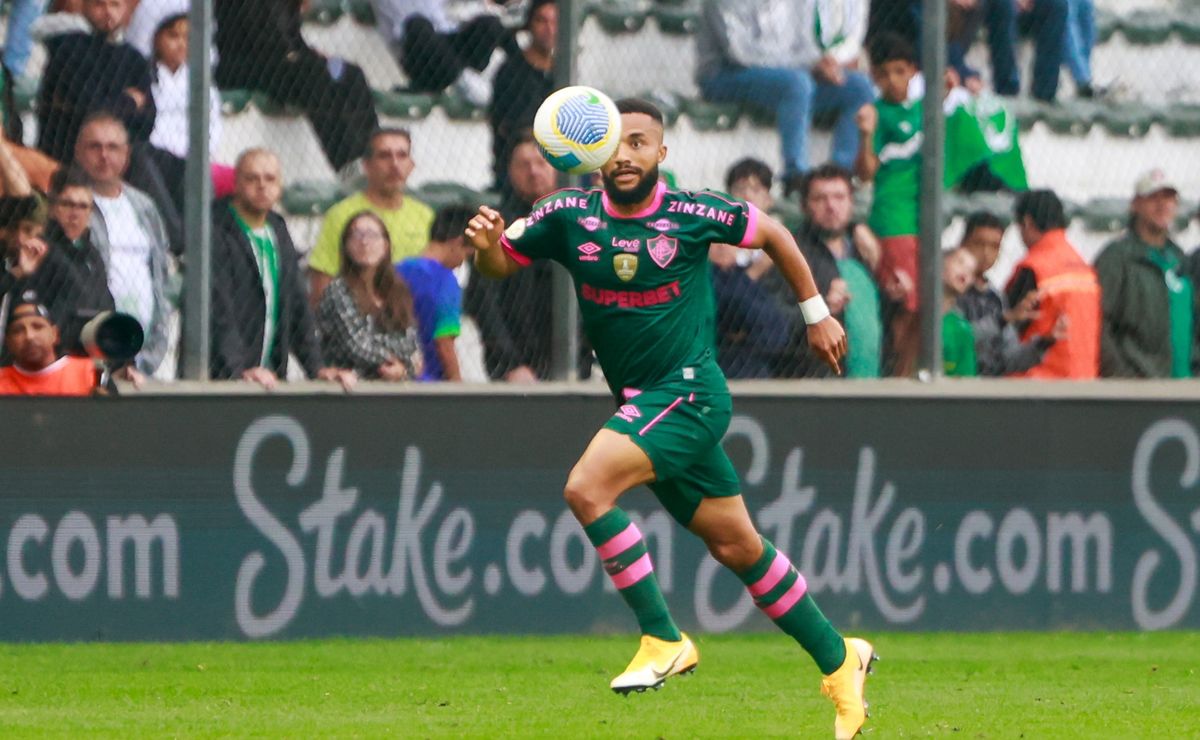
[499, 181, 758, 394]
[868, 97, 992, 238]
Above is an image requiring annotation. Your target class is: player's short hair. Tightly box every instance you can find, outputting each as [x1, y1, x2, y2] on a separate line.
[1014, 189, 1068, 232]
[725, 158, 773, 192]
[799, 163, 854, 202]
[365, 127, 412, 159]
[962, 211, 1008, 240]
[868, 31, 918, 68]
[615, 97, 664, 126]
[430, 205, 476, 243]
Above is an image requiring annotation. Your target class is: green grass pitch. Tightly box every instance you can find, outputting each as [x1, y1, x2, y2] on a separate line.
[1, 632, 1196, 737]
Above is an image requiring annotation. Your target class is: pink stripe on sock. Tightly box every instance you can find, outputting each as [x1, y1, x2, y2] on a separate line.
[747, 554, 791, 597]
[611, 553, 653, 589]
[762, 574, 808, 619]
[596, 523, 642, 560]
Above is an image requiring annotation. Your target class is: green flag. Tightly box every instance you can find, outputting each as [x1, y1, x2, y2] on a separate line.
[949, 91, 1028, 191]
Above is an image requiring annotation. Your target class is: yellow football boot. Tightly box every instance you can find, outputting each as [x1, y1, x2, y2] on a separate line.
[819, 637, 878, 739]
[609, 633, 699, 695]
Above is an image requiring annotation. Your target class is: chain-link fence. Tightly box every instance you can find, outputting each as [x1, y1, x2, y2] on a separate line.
[0, 0, 1197, 389]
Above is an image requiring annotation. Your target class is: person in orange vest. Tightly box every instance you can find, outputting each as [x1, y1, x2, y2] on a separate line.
[0, 291, 98, 396]
[1004, 190, 1101, 379]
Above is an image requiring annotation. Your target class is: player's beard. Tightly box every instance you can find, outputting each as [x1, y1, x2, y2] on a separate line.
[602, 164, 660, 206]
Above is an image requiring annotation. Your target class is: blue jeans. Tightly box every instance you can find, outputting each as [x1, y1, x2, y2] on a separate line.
[3, 0, 42, 77]
[700, 66, 874, 176]
[1063, 0, 1095, 86]
[986, 0, 1069, 101]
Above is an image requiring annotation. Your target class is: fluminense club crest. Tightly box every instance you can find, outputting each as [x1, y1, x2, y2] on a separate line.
[647, 234, 678, 269]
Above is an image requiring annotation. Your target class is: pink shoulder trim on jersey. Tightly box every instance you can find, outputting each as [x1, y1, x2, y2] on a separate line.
[499, 234, 532, 267]
[602, 180, 667, 219]
[738, 203, 761, 248]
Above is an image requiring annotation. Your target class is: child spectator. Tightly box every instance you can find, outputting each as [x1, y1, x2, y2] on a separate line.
[316, 211, 423, 381]
[942, 247, 978, 377]
[956, 210, 1059, 376]
[397, 206, 476, 381]
[854, 32, 989, 376]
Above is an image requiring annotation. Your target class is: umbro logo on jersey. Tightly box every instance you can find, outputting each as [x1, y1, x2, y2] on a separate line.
[615, 404, 642, 422]
[577, 242, 602, 262]
[647, 234, 678, 269]
[646, 218, 679, 232]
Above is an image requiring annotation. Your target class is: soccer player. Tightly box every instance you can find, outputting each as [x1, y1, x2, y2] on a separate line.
[466, 98, 876, 739]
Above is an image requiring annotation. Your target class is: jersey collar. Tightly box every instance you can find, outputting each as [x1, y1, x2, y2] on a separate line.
[602, 180, 667, 220]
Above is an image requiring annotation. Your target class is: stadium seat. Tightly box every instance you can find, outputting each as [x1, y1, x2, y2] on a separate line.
[438, 92, 488, 121]
[347, 0, 376, 26]
[282, 180, 349, 215]
[1171, 10, 1200, 44]
[1039, 99, 1101, 135]
[1164, 104, 1200, 137]
[1095, 103, 1159, 138]
[1118, 10, 1174, 45]
[639, 91, 683, 126]
[304, 0, 344, 25]
[410, 181, 482, 210]
[652, 2, 700, 35]
[681, 100, 741, 131]
[1079, 197, 1129, 232]
[372, 89, 436, 119]
[1005, 98, 1050, 132]
[251, 92, 302, 118]
[219, 89, 254, 116]
[588, 0, 650, 34]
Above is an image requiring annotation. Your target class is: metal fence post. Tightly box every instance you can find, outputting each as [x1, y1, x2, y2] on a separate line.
[918, 0, 947, 381]
[549, 0, 582, 381]
[180, 0, 213, 380]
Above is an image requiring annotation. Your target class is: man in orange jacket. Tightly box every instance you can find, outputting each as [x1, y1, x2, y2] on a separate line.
[0, 292, 98, 396]
[1004, 190, 1101, 379]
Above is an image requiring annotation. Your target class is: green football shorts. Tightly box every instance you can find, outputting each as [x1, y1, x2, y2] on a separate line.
[602, 367, 740, 526]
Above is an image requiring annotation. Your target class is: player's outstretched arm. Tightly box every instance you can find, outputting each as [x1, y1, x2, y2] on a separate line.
[467, 205, 522, 279]
[750, 212, 848, 375]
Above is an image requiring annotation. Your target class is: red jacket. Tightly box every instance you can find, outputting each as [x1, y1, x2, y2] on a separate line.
[1006, 230, 1101, 379]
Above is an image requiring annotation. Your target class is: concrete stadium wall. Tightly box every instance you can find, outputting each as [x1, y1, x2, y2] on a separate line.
[0, 386, 1197, 640]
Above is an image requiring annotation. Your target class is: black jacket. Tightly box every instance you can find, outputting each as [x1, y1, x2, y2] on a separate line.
[37, 32, 155, 162]
[768, 221, 876, 378]
[210, 198, 323, 380]
[43, 222, 115, 354]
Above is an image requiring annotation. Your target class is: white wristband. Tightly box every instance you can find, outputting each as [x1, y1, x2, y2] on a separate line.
[799, 295, 831, 325]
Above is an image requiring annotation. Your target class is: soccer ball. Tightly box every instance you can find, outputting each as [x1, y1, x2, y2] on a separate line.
[532, 86, 622, 175]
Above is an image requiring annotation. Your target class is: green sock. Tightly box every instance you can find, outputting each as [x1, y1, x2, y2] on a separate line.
[584, 508, 682, 642]
[738, 537, 846, 674]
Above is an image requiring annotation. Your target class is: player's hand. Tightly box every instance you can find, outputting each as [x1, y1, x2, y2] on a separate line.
[465, 206, 505, 251]
[807, 316, 847, 376]
[855, 103, 877, 137]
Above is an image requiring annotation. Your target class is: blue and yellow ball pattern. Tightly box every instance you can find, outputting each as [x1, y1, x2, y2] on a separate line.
[533, 86, 622, 175]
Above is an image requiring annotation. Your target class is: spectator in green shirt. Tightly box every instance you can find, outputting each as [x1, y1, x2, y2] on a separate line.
[942, 247, 978, 377]
[1098, 169, 1194, 378]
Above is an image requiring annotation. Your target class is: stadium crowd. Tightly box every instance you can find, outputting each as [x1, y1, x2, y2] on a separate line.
[0, 0, 1194, 395]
